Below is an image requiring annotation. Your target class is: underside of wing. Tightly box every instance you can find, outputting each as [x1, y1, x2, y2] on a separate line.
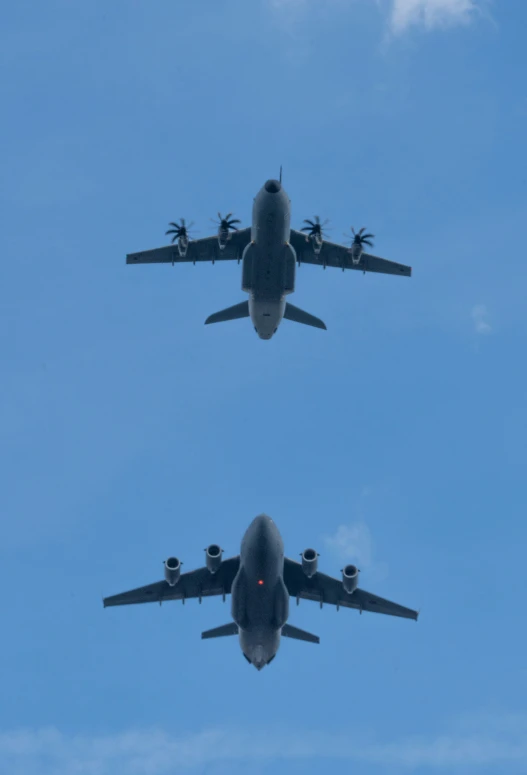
[127, 229, 251, 265]
[289, 230, 412, 277]
[103, 556, 240, 607]
[283, 558, 417, 620]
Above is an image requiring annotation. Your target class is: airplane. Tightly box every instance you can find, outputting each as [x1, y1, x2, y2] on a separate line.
[126, 173, 412, 340]
[103, 514, 418, 670]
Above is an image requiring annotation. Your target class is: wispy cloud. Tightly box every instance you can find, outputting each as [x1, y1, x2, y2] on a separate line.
[389, 0, 482, 33]
[471, 303, 492, 334]
[323, 488, 389, 579]
[268, 0, 486, 34]
[324, 521, 374, 566]
[2, 713, 527, 774]
[324, 519, 390, 581]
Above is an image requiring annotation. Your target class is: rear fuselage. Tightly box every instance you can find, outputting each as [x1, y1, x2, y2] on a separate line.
[241, 180, 296, 340]
[230, 514, 289, 670]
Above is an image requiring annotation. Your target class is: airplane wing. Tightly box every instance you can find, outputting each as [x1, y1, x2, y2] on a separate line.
[288, 230, 412, 277]
[283, 558, 418, 620]
[127, 229, 251, 265]
[103, 556, 240, 607]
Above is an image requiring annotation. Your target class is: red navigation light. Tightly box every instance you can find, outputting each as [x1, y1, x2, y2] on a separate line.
[258, 579, 264, 586]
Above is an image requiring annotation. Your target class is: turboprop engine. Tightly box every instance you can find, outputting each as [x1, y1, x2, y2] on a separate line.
[348, 227, 374, 266]
[205, 544, 223, 574]
[165, 218, 194, 259]
[342, 564, 359, 594]
[301, 216, 329, 257]
[301, 548, 318, 578]
[164, 557, 181, 587]
[212, 212, 241, 251]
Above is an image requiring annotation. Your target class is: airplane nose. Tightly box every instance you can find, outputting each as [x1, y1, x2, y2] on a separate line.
[251, 514, 272, 536]
[264, 179, 282, 194]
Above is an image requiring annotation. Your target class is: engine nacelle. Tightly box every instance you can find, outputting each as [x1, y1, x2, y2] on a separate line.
[342, 564, 359, 594]
[217, 228, 229, 250]
[312, 235, 323, 256]
[164, 557, 181, 587]
[177, 235, 189, 258]
[301, 548, 318, 578]
[205, 544, 223, 574]
[349, 244, 363, 265]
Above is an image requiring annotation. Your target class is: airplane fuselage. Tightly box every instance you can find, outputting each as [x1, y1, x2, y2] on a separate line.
[241, 180, 296, 340]
[230, 514, 289, 669]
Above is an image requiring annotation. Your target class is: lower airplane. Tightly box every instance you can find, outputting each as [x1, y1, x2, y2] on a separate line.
[103, 514, 418, 670]
[126, 174, 412, 340]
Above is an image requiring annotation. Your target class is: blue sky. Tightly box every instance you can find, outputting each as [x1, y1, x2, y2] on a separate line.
[1, 0, 526, 772]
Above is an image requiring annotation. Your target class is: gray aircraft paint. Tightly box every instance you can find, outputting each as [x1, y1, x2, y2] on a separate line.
[231, 514, 289, 669]
[103, 515, 417, 670]
[242, 179, 296, 340]
[127, 176, 412, 339]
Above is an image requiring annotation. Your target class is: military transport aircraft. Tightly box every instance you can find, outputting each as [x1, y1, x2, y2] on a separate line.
[103, 514, 418, 670]
[126, 175, 412, 340]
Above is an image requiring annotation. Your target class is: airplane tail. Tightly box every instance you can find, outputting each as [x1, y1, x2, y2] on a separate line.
[205, 301, 249, 326]
[283, 302, 326, 331]
[201, 622, 239, 639]
[281, 623, 320, 644]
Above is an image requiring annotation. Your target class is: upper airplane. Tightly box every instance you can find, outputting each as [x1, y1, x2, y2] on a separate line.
[103, 514, 418, 670]
[126, 175, 412, 340]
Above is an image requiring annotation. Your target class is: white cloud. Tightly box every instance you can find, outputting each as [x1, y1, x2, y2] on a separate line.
[2, 713, 527, 774]
[324, 518, 389, 582]
[268, 0, 486, 34]
[390, 0, 481, 33]
[324, 521, 374, 567]
[471, 303, 492, 334]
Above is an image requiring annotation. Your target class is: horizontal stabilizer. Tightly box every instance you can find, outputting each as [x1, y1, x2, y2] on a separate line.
[201, 622, 239, 640]
[283, 303, 326, 331]
[205, 301, 249, 326]
[282, 623, 320, 644]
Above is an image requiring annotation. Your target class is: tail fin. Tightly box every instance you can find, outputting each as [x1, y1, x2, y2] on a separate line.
[201, 622, 239, 640]
[205, 301, 249, 326]
[283, 302, 326, 331]
[282, 623, 320, 644]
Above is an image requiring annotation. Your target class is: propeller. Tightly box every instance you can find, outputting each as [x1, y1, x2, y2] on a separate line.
[212, 212, 241, 232]
[166, 218, 195, 243]
[349, 226, 374, 248]
[301, 215, 330, 241]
